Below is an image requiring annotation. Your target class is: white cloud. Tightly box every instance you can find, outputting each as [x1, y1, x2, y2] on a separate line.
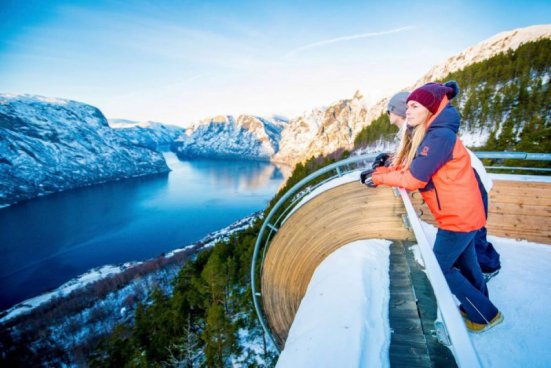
[284, 26, 415, 58]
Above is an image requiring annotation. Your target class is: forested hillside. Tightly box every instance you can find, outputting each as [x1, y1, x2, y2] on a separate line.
[87, 150, 349, 367]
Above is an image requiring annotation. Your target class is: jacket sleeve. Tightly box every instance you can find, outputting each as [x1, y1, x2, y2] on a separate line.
[374, 166, 392, 174]
[372, 168, 427, 190]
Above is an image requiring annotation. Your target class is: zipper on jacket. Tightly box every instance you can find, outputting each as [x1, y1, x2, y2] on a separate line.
[433, 185, 442, 211]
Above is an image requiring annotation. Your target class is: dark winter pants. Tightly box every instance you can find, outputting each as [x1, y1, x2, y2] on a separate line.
[473, 170, 501, 272]
[434, 228, 499, 324]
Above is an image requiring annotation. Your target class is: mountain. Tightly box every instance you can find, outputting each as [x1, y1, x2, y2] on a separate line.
[272, 107, 325, 164]
[415, 24, 551, 86]
[0, 94, 170, 207]
[109, 119, 186, 151]
[299, 90, 370, 163]
[278, 24, 551, 166]
[173, 114, 287, 161]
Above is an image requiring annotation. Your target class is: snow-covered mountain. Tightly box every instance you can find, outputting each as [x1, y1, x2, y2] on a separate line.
[272, 107, 325, 164]
[0, 94, 169, 207]
[415, 24, 551, 87]
[109, 119, 186, 151]
[173, 114, 287, 161]
[275, 90, 379, 167]
[301, 90, 370, 163]
[272, 24, 551, 167]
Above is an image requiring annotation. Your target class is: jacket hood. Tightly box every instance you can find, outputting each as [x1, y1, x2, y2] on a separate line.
[427, 104, 460, 134]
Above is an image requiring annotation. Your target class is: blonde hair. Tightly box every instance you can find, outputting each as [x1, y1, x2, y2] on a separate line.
[391, 123, 427, 170]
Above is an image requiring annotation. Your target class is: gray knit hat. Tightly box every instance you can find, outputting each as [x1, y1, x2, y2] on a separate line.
[387, 91, 409, 118]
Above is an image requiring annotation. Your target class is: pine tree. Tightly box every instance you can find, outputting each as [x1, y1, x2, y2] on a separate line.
[202, 304, 238, 368]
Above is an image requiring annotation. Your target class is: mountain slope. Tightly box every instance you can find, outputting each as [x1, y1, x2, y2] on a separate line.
[173, 115, 287, 160]
[109, 119, 186, 151]
[354, 35, 551, 157]
[272, 107, 325, 164]
[416, 24, 551, 86]
[0, 94, 169, 207]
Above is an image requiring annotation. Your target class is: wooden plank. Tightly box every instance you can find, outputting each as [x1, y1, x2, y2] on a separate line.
[492, 180, 551, 189]
[489, 202, 551, 217]
[403, 240, 458, 368]
[487, 213, 551, 229]
[489, 195, 551, 206]
[388, 241, 433, 368]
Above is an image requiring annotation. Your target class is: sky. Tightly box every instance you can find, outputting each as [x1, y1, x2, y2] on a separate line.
[1, 0, 550, 126]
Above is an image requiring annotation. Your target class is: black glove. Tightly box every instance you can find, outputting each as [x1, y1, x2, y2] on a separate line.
[372, 153, 390, 169]
[360, 169, 377, 188]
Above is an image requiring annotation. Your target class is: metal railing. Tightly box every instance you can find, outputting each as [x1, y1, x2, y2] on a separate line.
[250, 153, 379, 351]
[474, 151, 551, 172]
[251, 151, 551, 358]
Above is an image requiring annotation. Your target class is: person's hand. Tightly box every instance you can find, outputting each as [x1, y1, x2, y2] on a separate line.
[360, 169, 377, 188]
[372, 153, 390, 169]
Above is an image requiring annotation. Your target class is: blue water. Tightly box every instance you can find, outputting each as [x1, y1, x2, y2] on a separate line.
[0, 153, 285, 310]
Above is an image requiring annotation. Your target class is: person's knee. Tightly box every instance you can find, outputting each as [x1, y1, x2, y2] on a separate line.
[434, 252, 455, 273]
[439, 266, 457, 278]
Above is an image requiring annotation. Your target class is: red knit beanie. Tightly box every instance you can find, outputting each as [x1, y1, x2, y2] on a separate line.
[407, 81, 459, 114]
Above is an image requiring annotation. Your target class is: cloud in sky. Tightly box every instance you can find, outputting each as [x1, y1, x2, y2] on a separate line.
[284, 26, 416, 58]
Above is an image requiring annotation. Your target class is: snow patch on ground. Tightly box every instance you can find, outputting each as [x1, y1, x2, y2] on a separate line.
[418, 221, 551, 367]
[1, 212, 260, 323]
[409, 243, 425, 269]
[0, 263, 136, 323]
[276, 239, 391, 368]
[460, 128, 491, 148]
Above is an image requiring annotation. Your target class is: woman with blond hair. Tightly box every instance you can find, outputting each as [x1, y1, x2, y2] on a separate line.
[361, 81, 503, 332]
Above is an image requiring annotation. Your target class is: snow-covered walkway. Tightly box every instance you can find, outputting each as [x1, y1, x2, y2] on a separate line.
[421, 223, 551, 368]
[277, 227, 551, 367]
[276, 240, 392, 367]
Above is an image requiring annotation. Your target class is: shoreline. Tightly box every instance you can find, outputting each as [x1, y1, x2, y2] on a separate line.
[0, 211, 261, 324]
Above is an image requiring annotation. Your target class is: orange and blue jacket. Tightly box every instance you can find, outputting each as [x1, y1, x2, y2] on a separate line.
[372, 99, 486, 232]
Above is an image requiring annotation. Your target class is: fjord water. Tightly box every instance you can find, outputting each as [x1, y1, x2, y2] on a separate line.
[0, 153, 285, 310]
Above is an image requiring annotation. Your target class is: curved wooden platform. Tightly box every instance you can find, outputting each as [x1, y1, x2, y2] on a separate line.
[261, 177, 551, 349]
[261, 182, 413, 347]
